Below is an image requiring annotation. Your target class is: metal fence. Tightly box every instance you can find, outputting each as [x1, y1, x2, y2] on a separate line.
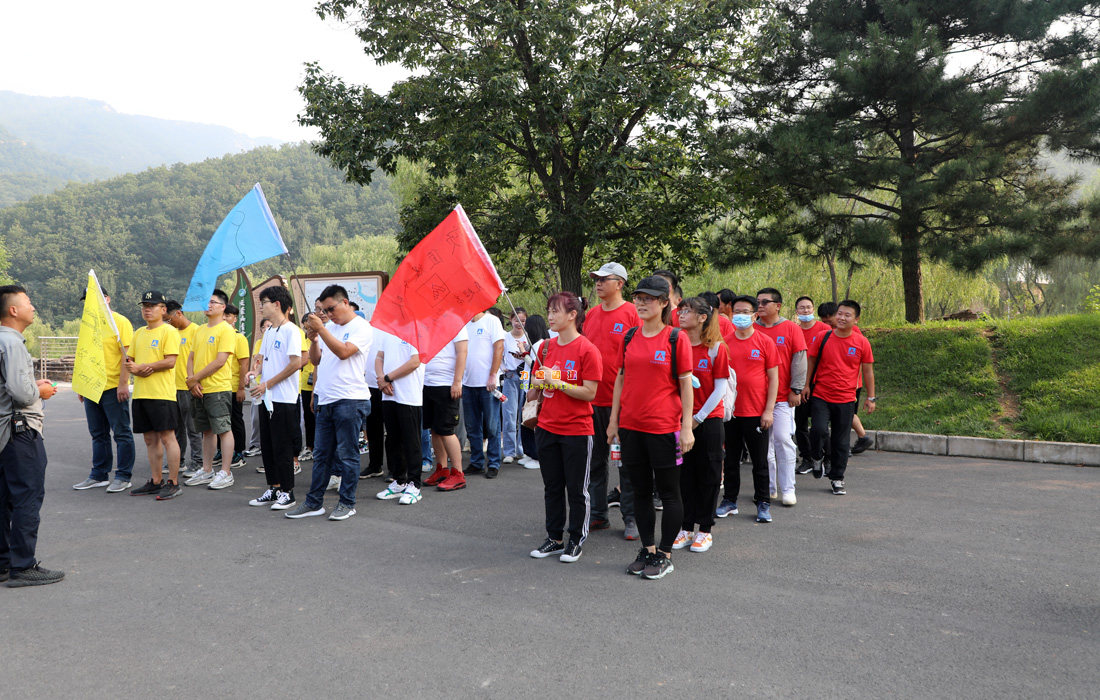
[36, 336, 78, 382]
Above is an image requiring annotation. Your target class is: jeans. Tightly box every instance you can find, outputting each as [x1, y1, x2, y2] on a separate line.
[306, 399, 370, 509]
[462, 386, 501, 471]
[174, 389, 203, 470]
[85, 389, 135, 482]
[0, 429, 47, 571]
[501, 371, 525, 457]
[421, 427, 432, 465]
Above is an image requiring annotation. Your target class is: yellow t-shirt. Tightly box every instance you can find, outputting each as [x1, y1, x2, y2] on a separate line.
[105, 312, 134, 388]
[192, 321, 237, 393]
[299, 328, 314, 393]
[252, 337, 263, 382]
[174, 322, 200, 391]
[129, 324, 181, 401]
[230, 331, 250, 392]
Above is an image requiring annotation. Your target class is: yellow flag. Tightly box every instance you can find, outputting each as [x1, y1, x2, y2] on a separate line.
[72, 271, 111, 401]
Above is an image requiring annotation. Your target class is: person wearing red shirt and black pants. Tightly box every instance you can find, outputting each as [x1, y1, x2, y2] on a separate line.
[608, 276, 694, 580]
[802, 300, 876, 495]
[528, 292, 603, 563]
[583, 262, 641, 539]
[793, 296, 832, 470]
[672, 298, 731, 554]
[717, 295, 779, 524]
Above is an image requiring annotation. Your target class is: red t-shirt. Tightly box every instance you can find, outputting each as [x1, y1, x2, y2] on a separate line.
[717, 314, 734, 340]
[690, 341, 731, 419]
[800, 320, 832, 350]
[532, 335, 603, 436]
[755, 319, 807, 396]
[727, 330, 779, 417]
[809, 330, 873, 404]
[583, 302, 640, 406]
[619, 326, 693, 434]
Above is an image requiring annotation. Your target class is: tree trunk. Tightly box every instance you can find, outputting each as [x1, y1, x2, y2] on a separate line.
[900, 228, 924, 322]
[825, 252, 839, 303]
[555, 239, 585, 297]
[897, 115, 925, 323]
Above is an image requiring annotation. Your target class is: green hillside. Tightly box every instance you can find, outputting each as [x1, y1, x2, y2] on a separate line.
[0, 142, 398, 324]
[0, 125, 114, 206]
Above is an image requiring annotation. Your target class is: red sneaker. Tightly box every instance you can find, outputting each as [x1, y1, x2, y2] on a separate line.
[436, 469, 467, 491]
[424, 463, 449, 487]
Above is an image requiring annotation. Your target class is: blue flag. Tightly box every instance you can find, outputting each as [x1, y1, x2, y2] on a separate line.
[182, 184, 288, 311]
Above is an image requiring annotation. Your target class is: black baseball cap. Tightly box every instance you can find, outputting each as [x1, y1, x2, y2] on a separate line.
[632, 275, 670, 297]
[79, 286, 108, 301]
[139, 290, 168, 305]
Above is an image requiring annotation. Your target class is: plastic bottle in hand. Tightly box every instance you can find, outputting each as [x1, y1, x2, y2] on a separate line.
[491, 388, 508, 403]
[610, 439, 622, 469]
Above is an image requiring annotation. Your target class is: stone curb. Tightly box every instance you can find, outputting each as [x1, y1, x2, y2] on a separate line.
[857, 430, 1100, 467]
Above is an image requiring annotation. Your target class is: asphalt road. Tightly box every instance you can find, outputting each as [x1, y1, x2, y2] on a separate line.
[2, 386, 1098, 699]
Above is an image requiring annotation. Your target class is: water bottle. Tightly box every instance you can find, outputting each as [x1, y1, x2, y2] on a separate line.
[491, 388, 508, 403]
[610, 439, 621, 469]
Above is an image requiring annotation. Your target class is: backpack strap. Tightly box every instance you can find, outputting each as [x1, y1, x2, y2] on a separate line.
[621, 326, 639, 373]
[669, 327, 681, 382]
[808, 330, 833, 396]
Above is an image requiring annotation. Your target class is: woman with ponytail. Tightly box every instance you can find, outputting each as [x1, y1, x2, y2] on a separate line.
[672, 297, 731, 553]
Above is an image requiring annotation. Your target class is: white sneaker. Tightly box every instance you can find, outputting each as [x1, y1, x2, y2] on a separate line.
[271, 490, 296, 510]
[502, 455, 515, 464]
[376, 480, 405, 500]
[72, 478, 109, 490]
[398, 485, 423, 505]
[184, 470, 215, 487]
[208, 470, 235, 490]
[327, 475, 341, 491]
[298, 448, 313, 461]
[672, 529, 693, 550]
[517, 456, 531, 466]
[181, 465, 204, 479]
[524, 459, 540, 470]
[293, 459, 302, 475]
[690, 531, 713, 552]
[781, 492, 797, 506]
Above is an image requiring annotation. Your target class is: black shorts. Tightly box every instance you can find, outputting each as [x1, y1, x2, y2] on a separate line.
[853, 387, 862, 415]
[422, 385, 460, 436]
[132, 398, 178, 434]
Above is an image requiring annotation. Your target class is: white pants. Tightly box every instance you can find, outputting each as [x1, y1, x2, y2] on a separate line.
[767, 401, 797, 496]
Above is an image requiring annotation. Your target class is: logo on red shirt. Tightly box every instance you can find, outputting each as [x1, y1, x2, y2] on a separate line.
[612, 323, 624, 334]
[750, 349, 761, 358]
[776, 336, 785, 345]
[847, 347, 857, 356]
[697, 358, 709, 370]
[654, 350, 667, 363]
[564, 360, 575, 370]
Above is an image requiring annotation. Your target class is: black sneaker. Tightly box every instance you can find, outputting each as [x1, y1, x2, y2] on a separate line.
[464, 466, 486, 476]
[626, 547, 651, 575]
[850, 437, 872, 455]
[7, 563, 65, 588]
[212, 450, 222, 467]
[795, 459, 813, 475]
[359, 466, 384, 479]
[156, 481, 181, 500]
[0, 568, 8, 583]
[530, 538, 565, 559]
[589, 518, 611, 531]
[249, 488, 279, 506]
[485, 467, 499, 479]
[559, 540, 582, 563]
[130, 479, 163, 496]
[811, 458, 825, 479]
[642, 552, 674, 580]
[607, 487, 621, 508]
[229, 453, 246, 469]
[831, 480, 847, 495]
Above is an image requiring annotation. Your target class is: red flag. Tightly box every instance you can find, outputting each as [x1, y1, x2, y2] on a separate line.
[372, 205, 505, 363]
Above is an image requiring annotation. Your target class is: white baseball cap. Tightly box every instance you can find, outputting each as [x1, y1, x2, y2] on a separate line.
[589, 262, 628, 281]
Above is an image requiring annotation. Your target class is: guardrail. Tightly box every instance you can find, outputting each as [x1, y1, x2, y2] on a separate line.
[36, 336, 78, 382]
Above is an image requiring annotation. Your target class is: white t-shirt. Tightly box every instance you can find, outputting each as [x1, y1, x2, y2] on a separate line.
[502, 331, 527, 372]
[364, 329, 384, 388]
[314, 316, 373, 405]
[259, 321, 303, 404]
[462, 313, 507, 387]
[424, 326, 469, 387]
[379, 332, 425, 406]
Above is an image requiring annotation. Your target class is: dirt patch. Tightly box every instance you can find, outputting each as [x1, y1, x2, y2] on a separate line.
[983, 327, 1022, 432]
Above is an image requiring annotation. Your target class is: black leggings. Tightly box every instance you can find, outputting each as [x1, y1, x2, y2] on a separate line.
[681, 417, 723, 532]
[620, 428, 683, 553]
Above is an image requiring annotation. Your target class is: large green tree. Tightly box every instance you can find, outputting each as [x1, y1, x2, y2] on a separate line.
[298, 0, 751, 295]
[708, 0, 1100, 322]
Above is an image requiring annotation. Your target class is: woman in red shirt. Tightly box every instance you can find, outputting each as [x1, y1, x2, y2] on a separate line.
[607, 276, 694, 580]
[527, 292, 603, 563]
[672, 298, 731, 554]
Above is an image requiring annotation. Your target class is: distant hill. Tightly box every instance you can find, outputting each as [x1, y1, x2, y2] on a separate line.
[0, 91, 283, 174]
[0, 143, 398, 325]
[0, 125, 114, 206]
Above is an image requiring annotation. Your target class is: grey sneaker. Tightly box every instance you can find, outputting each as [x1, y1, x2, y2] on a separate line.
[284, 503, 326, 519]
[181, 465, 204, 479]
[329, 503, 356, 521]
[208, 470, 235, 490]
[105, 478, 132, 493]
[73, 478, 109, 490]
[623, 518, 640, 541]
[184, 470, 215, 487]
[7, 563, 65, 588]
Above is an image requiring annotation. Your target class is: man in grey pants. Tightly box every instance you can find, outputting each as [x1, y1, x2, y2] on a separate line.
[166, 301, 204, 476]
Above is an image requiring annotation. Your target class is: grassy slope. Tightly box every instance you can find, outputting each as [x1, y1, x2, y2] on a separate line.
[862, 315, 1100, 444]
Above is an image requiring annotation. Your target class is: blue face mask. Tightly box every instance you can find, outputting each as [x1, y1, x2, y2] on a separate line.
[732, 314, 753, 329]
[797, 314, 815, 323]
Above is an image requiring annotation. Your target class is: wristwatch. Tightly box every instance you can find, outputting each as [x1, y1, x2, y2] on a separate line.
[383, 374, 392, 384]
[868, 397, 876, 402]
[790, 388, 803, 394]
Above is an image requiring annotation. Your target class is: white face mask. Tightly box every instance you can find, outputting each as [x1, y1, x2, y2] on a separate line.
[797, 314, 815, 323]
[732, 314, 754, 329]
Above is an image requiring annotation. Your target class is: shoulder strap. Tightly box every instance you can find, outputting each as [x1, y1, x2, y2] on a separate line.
[539, 339, 549, 364]
[808, 330, 833, 389]
[669, 327, 680, 381]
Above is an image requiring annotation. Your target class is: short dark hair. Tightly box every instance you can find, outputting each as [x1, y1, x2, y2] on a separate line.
[699, 291, 720, 310]
[757, 287, 782, 304]
[838, 299, 862, 317]
[349, 301, 360, 311]
[732, 294, 759, 312]
[818, 301, 838, 318]
[652, 268, 680, 286]
[212, 289, 229, 305]
[79, 285, 109, 301]
[717, 289, 736, 306]
[318, 284, 348, 303]
[795, 296, 814, 308]
[165, 299, 182, 314]
[0, 285, 27, 319]
[225, 304, 240, 317]
[259, 286, 293, 314]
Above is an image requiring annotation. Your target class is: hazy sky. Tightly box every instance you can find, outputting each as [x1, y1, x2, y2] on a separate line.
[1, 1, 407, 142]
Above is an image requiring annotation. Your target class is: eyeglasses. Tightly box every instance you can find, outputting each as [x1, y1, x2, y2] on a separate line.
[632, 295, 658, 305]
[208, 300, 226, 306]
[595, 276, 621, 283]
[322, 304, 339, 315]
[756, 299, 776, 306]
